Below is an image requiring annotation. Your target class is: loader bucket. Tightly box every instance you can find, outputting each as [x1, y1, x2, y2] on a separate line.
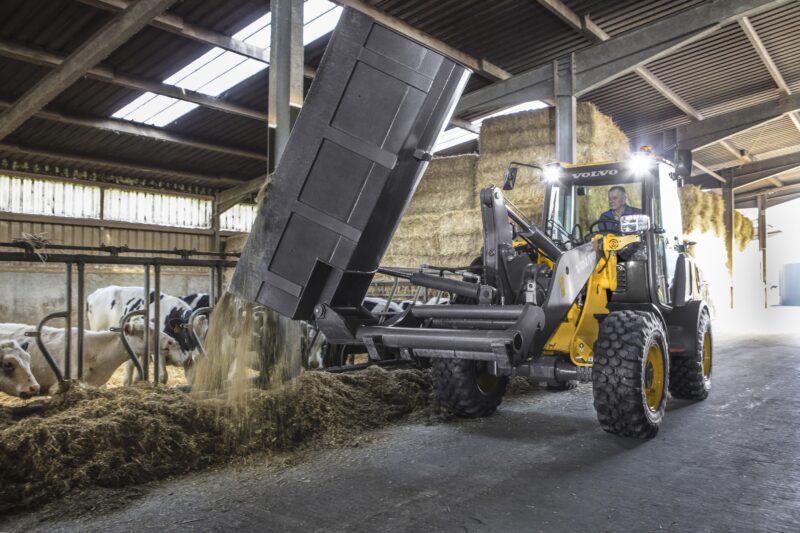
[230, 8, 470, 320]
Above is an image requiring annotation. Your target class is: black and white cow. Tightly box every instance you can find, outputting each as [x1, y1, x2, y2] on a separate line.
[181, 293, 210, 311]
[86, 286, 206, 385]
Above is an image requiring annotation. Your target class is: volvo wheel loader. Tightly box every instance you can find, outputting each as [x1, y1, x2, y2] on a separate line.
[230, 7, 713, 438]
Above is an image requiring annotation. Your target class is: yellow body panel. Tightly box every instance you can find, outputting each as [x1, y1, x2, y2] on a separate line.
[543, 233, 640, 365]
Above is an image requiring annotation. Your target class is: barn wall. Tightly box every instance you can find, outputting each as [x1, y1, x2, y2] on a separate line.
[0, 215, 225, 324]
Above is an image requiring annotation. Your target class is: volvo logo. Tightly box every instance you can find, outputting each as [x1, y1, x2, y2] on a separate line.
[570, 169, 619, 178]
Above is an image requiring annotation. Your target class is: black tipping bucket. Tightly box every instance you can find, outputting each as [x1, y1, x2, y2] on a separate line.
[231, 7, 470, 320]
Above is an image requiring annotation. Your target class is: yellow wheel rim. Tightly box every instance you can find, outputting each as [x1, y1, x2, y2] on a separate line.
[644, 343, 665, 412]
[702, 332, 712, 379]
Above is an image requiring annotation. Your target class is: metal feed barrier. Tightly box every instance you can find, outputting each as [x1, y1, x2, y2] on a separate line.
[0, 241, 237, 386]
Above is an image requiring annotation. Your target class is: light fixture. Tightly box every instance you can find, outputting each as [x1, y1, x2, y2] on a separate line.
[629, 153, 652, 176]
[543, 164, 561, 182]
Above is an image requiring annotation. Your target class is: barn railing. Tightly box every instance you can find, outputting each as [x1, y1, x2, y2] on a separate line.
[0, 242, 238, 388]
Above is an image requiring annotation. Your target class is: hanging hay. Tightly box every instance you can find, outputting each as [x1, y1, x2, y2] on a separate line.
[679, 185, 754, 251]
[405, 154, 478, 215]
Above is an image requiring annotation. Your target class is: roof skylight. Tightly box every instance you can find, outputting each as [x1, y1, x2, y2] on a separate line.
[112, 0, 342, 127]
[433, 101, 550, 153]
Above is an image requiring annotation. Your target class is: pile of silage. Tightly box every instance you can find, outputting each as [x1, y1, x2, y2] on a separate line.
[382, 103, 629, 269]
[0, 366, 435, 513]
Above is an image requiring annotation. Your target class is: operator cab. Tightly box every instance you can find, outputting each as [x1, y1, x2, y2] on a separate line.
[537, 152, 689, 309]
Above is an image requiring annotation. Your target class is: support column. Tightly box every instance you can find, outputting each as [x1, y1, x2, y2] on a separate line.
[722, 169, 735, 309]
[268, 0, 304, 170]
[554, 55, 576, 164]
[757, 193, 767, 308]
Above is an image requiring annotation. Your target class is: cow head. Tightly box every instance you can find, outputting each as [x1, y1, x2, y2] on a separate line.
[0, 340, 40, 399]
[161, 308, 201, 366]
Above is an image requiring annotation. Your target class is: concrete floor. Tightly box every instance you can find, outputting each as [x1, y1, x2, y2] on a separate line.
[3, 332, 800, 532]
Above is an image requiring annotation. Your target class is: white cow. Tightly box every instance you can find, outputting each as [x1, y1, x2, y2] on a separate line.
[86, 286, 205, 385]
[0, 322, 158, 392]
[0, 339, 40, 398]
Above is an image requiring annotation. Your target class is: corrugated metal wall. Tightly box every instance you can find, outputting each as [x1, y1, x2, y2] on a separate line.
[0, 218, 214, 255]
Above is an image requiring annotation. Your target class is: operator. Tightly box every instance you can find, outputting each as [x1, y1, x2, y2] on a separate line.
[597, 185, 641, 231]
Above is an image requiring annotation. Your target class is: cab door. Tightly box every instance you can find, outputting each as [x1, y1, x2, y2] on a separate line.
[652, 163, 683, 305]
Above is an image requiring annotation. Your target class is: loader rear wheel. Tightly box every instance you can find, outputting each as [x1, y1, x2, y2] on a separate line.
[431, 358, 508, 418]
[669, 309, 712, 401]
[592, 310, 669, 439]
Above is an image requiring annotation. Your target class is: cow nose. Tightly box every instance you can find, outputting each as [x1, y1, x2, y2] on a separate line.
[30, 384, 39, 394]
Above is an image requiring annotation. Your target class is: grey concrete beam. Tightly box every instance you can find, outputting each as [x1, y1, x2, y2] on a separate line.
[0, 142, 242, 187]
[0, 0, 178, 141]
[0, 99, 267, 161]
[0, 39, 267, 122]
[269, 0, 304, 165]
[730, 152, 800, 189]
[693, 161, 727, 184]
[677, 93, 800, 150]
[457, 0, 790, 116]
[217, 174, 270, 213]
[555, 56, 576, 163]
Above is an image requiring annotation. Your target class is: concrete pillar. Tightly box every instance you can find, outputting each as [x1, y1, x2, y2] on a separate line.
[757, 193, 767, 308]
[722, 169, 735, 309]
[554, 55, 576, 164]
[269, 0, 304, 169]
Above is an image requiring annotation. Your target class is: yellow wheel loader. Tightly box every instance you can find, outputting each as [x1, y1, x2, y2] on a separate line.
[230, 7, 713, 439]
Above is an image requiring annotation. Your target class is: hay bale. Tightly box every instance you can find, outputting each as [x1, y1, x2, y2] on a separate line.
[383, 209, 483, 267]
[474, 103, 629, 221]
[406, 154, 478, 215]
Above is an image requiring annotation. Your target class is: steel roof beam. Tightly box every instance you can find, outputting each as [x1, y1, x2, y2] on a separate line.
[738, 15, 800, 136]
[77, 0, 318, 79]
[694, 152, 800, 189]
[0, 39, 267, 122]
[0, 142, 242, 187]
[457, 0, 791, 115]
[692, 161, 727, 184]
[677, 93, 800, 150]
[0, 0, 178, 142]
[540, 0, 751, 164]
[0, 99, 266, 161]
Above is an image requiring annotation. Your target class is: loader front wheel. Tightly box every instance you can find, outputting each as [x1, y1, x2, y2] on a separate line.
[431, 358, 508, 418]
[592, 310, 669, 438]
[669, 308, 712, 401]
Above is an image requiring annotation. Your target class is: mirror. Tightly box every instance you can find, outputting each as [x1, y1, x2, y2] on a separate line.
[620, 214, 651, 234]
[502, 166, 518, 190]
[675, 149, 692, 179]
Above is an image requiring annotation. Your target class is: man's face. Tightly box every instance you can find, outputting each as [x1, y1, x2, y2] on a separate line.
[608, 189, 626, 212]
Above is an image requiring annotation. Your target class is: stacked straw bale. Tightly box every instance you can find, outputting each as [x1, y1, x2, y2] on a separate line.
[383, 103, 630, 268]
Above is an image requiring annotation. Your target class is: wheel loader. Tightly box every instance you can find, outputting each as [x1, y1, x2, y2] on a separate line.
[230, 7, 713, 438]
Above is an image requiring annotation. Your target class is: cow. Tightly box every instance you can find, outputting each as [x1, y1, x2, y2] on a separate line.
[0, 321, 160, 392]
[86, 286, 206, 385]
[181, 293, 210, 311]
[0, 339, 40, 398]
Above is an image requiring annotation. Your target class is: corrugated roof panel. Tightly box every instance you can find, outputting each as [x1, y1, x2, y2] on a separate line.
[730, 115, 800, 159]
[749, 2, 800, 93]
[694, 144, 738, 170]
[582, 72, 691, 139]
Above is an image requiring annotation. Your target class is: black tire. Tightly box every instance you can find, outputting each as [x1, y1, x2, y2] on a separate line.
[592, 310, 669, 439]
[431, 358, 508, 418]
[669, 309, 712, 401]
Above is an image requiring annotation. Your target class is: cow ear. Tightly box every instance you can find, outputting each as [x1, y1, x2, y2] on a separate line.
[19, 341, 29, 351]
